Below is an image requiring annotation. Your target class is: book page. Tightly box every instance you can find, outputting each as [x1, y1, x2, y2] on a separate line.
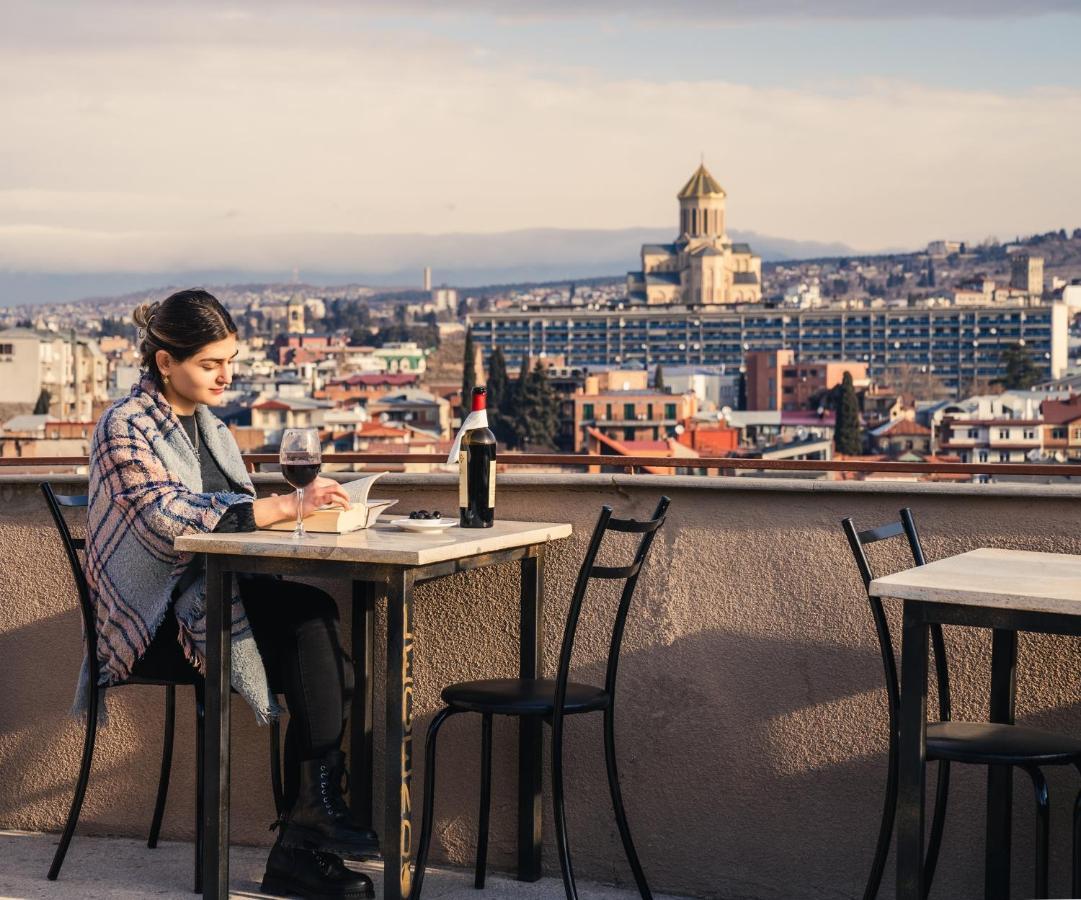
[320, 472, 387, 509]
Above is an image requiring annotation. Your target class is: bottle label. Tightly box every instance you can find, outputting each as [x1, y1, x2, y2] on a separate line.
[489, 460, 496, 508]
[459, 451, 468, 507]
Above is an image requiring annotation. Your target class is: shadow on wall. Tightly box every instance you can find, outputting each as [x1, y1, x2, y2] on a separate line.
[6, 479, 1081, 899]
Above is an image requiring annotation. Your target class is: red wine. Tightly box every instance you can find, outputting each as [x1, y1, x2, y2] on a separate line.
[459, 387, 496, 528]
[282, 462, 320, 489]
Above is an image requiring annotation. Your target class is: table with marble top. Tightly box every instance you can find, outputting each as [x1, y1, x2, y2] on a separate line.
[175, 517, 573, 900]
[872, 548, 1081, 900]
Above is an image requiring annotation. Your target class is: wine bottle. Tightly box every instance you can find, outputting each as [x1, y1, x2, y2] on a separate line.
[459, 386, 496, 528]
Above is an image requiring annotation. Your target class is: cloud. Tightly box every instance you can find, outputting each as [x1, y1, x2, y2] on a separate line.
[1, 5, 1078, 274]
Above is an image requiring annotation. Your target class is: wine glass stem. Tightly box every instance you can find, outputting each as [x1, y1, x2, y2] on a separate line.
[295, 487, 305, 537]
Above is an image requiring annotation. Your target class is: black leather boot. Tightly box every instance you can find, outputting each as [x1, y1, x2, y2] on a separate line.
[278, 750, 380, 859]
[261, 835, 374, 899]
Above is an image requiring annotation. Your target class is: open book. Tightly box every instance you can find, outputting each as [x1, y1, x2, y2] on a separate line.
[263, 472, 397, 534]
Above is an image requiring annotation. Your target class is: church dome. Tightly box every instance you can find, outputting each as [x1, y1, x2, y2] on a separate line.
[677, 163, 726, 199]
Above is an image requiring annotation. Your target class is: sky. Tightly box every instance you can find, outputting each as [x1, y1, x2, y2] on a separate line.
[2, 0, 1080, 278]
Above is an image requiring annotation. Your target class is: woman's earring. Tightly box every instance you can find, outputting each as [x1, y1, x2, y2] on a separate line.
[163, 374, 170, 385]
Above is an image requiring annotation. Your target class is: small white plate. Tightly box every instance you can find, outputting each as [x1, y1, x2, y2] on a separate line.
[389, 517, 459, 533]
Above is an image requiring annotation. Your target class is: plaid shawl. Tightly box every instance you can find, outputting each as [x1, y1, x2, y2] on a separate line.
[75, 372, 279, 724]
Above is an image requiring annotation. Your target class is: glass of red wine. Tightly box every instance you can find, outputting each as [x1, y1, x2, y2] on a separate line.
[280, 427, 321, 540]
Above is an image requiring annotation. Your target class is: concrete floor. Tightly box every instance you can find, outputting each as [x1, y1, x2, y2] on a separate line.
[0, 831, 691, 900]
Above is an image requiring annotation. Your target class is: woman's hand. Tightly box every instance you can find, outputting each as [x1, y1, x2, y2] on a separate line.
[297, 476, 352, 517]
[256, 477, 352, 527]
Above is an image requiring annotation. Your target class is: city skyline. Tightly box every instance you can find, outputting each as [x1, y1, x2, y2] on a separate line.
[2, 1, 1080, 281]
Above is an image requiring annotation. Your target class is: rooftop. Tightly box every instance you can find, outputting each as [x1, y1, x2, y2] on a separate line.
[0, 831, 689, 900]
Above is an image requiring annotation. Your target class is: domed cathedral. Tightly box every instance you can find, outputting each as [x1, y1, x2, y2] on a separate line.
[627, 163, 762, 306]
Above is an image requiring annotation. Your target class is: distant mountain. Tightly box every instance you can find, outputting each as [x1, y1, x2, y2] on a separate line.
[0, 227, 864, 307]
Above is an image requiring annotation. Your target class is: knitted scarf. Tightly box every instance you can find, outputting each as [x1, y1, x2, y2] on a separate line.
[75, 372, 279, 724]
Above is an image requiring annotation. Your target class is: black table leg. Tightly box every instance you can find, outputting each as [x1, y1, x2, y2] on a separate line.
[897, 600, 929, 900]
[384, 570, 415, 900]
[518, 549, 544, 882]
[986, 628, 1018, 900]
[350, 580, 379, 847]
[202, 556, 232, 900]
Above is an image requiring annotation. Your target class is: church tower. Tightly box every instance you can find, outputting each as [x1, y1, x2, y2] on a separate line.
[287, 294, 306, 335]
[678, 163, 726, 242]
[626, 161, 762, 306]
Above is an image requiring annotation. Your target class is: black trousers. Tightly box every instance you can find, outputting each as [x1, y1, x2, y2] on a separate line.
[131, 574, 353, 813]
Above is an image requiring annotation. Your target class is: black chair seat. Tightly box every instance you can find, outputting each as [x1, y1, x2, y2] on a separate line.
[442, 678, 611, 716]
[928, 721, 1081, 766]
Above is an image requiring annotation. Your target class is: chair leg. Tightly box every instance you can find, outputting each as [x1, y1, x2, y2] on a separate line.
[148, 684, 177, 849]
[269, 715, 284, 818]
[862, 735, 898, 900]
[1022, 765, 1049, 900]
[922, 760, 950, 897]
[475, 713, 493, 889]
[194, 683, 205, 895]
[409, 706, 460, 900]
[552, 714, 578, 900]
[603, 707, 651, 899]
[47, 686, 100, 880]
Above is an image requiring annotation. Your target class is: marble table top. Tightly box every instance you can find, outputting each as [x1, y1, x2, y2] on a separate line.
[870, 548, 1081, 615]
[175, 517, 572, 567]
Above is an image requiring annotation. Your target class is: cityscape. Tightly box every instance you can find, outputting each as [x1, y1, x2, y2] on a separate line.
[7, 5, 1081, 899]
[2, 163, 1081, 481]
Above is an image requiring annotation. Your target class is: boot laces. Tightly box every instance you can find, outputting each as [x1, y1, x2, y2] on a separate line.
[319, 761, 351, 819]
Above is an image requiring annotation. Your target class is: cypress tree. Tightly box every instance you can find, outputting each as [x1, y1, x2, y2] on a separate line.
[654, 364, 666, 393]
[992, 343, 1041, 391]
[460, 327, 476, 418]
[834, 371, 863, 455]
[486, 347, 509, 443]
[33, 388, 51, 415]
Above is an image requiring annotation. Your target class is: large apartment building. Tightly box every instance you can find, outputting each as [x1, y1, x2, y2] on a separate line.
[468, 302, 1068, 394]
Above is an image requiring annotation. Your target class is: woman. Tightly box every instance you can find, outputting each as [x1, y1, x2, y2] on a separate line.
[82, 289, 375, 899]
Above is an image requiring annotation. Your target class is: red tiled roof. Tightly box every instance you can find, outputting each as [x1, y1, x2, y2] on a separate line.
[878, 419, 932, 436]
[1041, 397, 1081, 425]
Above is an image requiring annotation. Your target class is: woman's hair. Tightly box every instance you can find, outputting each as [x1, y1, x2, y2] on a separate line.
[132, 289, 238, 387]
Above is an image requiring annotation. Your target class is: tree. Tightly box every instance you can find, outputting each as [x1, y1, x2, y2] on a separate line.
[736, 372, 747, 411]
[654, 364, 666, 393]
[992, 342, 1042, 391]
[486, 347, 511, 443]
[508, 361, 559, 449]
[33, 388, 51, 415]
[460, 328, 476, 417]
[834, 371, 863, 455]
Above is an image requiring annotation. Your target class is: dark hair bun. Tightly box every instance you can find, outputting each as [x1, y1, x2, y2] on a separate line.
[133, 289, 237, 386]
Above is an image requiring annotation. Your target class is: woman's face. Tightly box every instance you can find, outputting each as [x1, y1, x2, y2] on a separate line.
[156, 334, 238, 410]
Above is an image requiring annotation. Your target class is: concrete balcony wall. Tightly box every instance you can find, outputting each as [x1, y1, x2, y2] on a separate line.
[3, 473, 1081, 899]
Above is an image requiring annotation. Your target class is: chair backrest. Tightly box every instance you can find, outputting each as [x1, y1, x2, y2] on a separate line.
[40, 483, 98, 688]
[841, 507, 951, 730]
[552, 496, 671, 721]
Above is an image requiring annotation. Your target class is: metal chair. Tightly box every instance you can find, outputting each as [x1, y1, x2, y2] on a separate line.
[409, 497, 670, 900]
[41, 482, 284, 893]
[843, 507, 1081, 899]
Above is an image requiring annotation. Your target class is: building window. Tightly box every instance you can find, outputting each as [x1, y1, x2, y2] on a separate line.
[665, 403, 677, 419]
[978, 451, 988, 462]
[999, 451, 1010, 462]
[623, 428, 635, 441]
[605, 403, 612, 420]
[647, 403, 654, 419]
[998, 429, 1009, 439]
[624, 403, 635, 420]
[583, 403, 594, 420]
[1053, 427, 1066, 439]
[967, 428, 978, 439]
